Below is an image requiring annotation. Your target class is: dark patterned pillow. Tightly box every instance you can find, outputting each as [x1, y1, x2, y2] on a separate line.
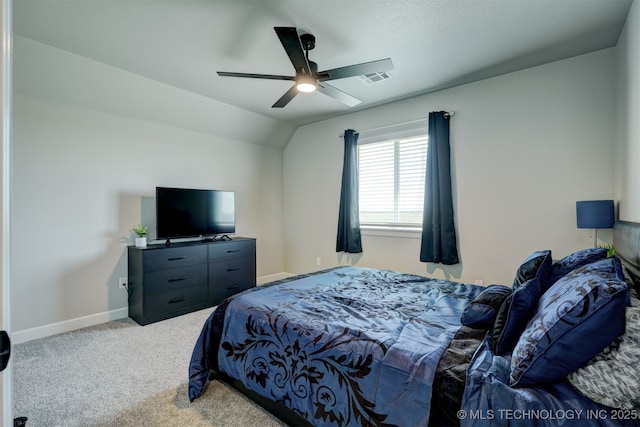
[460, 285, 512, 330]
[510, 257, 628, 387]
[567, 295, 640, 410]
[512, 250, 552, 290]
[547, 247, 608, 287]
[491, 251, 552, 355]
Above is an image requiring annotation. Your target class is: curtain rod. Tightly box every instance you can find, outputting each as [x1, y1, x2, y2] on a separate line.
[338, 111, 454, 138]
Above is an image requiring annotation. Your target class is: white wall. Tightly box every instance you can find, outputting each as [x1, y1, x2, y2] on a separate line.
[616, 0, 640, 222]
[284, 49, 616, 286]
[11, 41, 286, 339]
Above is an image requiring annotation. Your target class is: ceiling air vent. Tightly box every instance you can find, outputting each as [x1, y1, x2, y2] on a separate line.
[359, 71, 393, 85]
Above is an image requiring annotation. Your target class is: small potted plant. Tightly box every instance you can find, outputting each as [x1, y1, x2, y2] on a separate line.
[599, 243, 616, 257]
[131, 224, 149, 248]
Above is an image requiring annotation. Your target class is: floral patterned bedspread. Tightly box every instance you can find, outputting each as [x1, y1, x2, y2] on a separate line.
[189, 266, 483, 427]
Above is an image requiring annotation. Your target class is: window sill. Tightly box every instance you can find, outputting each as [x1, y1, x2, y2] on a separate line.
[361, 226, 422, 239]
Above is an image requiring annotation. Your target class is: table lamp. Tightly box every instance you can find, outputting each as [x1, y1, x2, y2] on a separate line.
[576, 200, 614, 248]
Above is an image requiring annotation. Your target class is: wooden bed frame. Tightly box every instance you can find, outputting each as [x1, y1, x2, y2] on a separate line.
[213, 220, 640, 427]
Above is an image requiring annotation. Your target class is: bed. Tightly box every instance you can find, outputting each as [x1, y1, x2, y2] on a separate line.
[188, 220, 640, 427]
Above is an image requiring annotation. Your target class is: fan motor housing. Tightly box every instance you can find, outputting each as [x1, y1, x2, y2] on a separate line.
[300, 33, 316, 51]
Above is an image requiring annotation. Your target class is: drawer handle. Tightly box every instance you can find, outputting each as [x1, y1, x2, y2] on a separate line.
[226, 250, 240, 253]
[228, 284, 240, 290]
[168, 256, 186, 261]
[227, 268, 240, 272]
[168, 277, 187, 283]
[169, 296, 186, 304]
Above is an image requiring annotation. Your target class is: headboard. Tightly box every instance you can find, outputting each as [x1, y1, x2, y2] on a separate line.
[613, 220, 640, 293]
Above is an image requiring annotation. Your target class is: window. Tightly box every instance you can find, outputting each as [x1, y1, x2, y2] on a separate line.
[358, 134, 427, 228]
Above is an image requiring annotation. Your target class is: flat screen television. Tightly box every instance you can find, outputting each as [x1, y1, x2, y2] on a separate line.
[156, 187, 235, 241]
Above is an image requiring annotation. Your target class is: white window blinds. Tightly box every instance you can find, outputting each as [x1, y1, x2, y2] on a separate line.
[358, 134, 427, 228]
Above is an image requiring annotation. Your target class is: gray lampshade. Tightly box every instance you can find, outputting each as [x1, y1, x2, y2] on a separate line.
[576, 200, 614, 229]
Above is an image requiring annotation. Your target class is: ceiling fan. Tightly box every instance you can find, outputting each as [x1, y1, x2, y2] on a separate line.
[217, 27, 393, 108]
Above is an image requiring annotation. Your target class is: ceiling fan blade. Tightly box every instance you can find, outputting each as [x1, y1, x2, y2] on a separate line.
[318, 58, 394, 81]
[274, 27, 312, 75]
[317, 82, 361, 107]
[272, 85, 299, 108]
[217, 71, 295, 81]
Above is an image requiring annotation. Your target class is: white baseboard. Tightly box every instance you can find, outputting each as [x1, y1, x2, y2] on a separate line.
[257, 272, 295, 285]
[12, 307, 129, 345]
[13, 272, 294, 344]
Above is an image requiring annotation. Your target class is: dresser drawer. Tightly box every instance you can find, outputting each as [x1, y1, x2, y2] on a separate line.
[144, 284, 208, 318]
[209, 257, 256, 304]
[208, 240, 255, 262]
[144, 264, 207, 295]
[142, 245, 207, 272]
[209, 258, 255, 285]
[211, 277, 255, 304]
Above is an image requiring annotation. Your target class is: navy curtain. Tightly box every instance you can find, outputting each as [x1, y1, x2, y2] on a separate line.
[336, 129, 362, 253]
[420, 112, 459, 264]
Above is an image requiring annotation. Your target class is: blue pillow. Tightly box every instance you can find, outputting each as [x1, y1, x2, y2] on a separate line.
[512, 250, 552, 290]
[492, 250, 552, 355]
[461, 285, 512, 329]
[510, 257, 628, 387]
[547, 247, 608, 287]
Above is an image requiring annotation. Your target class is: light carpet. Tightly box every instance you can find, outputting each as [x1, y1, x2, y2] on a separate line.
[12, 308, 288, 427]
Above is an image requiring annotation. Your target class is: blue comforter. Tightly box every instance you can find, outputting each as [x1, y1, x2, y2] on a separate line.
[462, 338, 640, 427]
[189, 266, 483, 426]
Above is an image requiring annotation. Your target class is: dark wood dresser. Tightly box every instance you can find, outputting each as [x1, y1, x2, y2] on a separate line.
[127, 237, 256, 325]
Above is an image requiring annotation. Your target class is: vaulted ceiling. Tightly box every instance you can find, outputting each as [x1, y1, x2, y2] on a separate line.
[13, 0, 632, 129]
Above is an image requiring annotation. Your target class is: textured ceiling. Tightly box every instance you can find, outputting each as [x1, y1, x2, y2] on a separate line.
[13, 0, 633, 127]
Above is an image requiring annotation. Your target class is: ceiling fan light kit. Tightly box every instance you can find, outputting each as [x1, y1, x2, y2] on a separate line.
[295, 75, 317, 93]
[217, 27, 393, 108]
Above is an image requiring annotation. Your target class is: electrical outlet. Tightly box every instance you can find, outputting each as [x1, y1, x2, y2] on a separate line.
[316, 257, 322, 266]
[474, 279, 484, 286]
[118, 277, 127, 289]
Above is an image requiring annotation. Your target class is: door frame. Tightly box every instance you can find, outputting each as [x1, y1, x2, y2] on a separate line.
[1, 0, 12, 424]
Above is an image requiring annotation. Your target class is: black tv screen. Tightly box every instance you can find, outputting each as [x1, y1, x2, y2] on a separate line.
[156, 187, 235, 240]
